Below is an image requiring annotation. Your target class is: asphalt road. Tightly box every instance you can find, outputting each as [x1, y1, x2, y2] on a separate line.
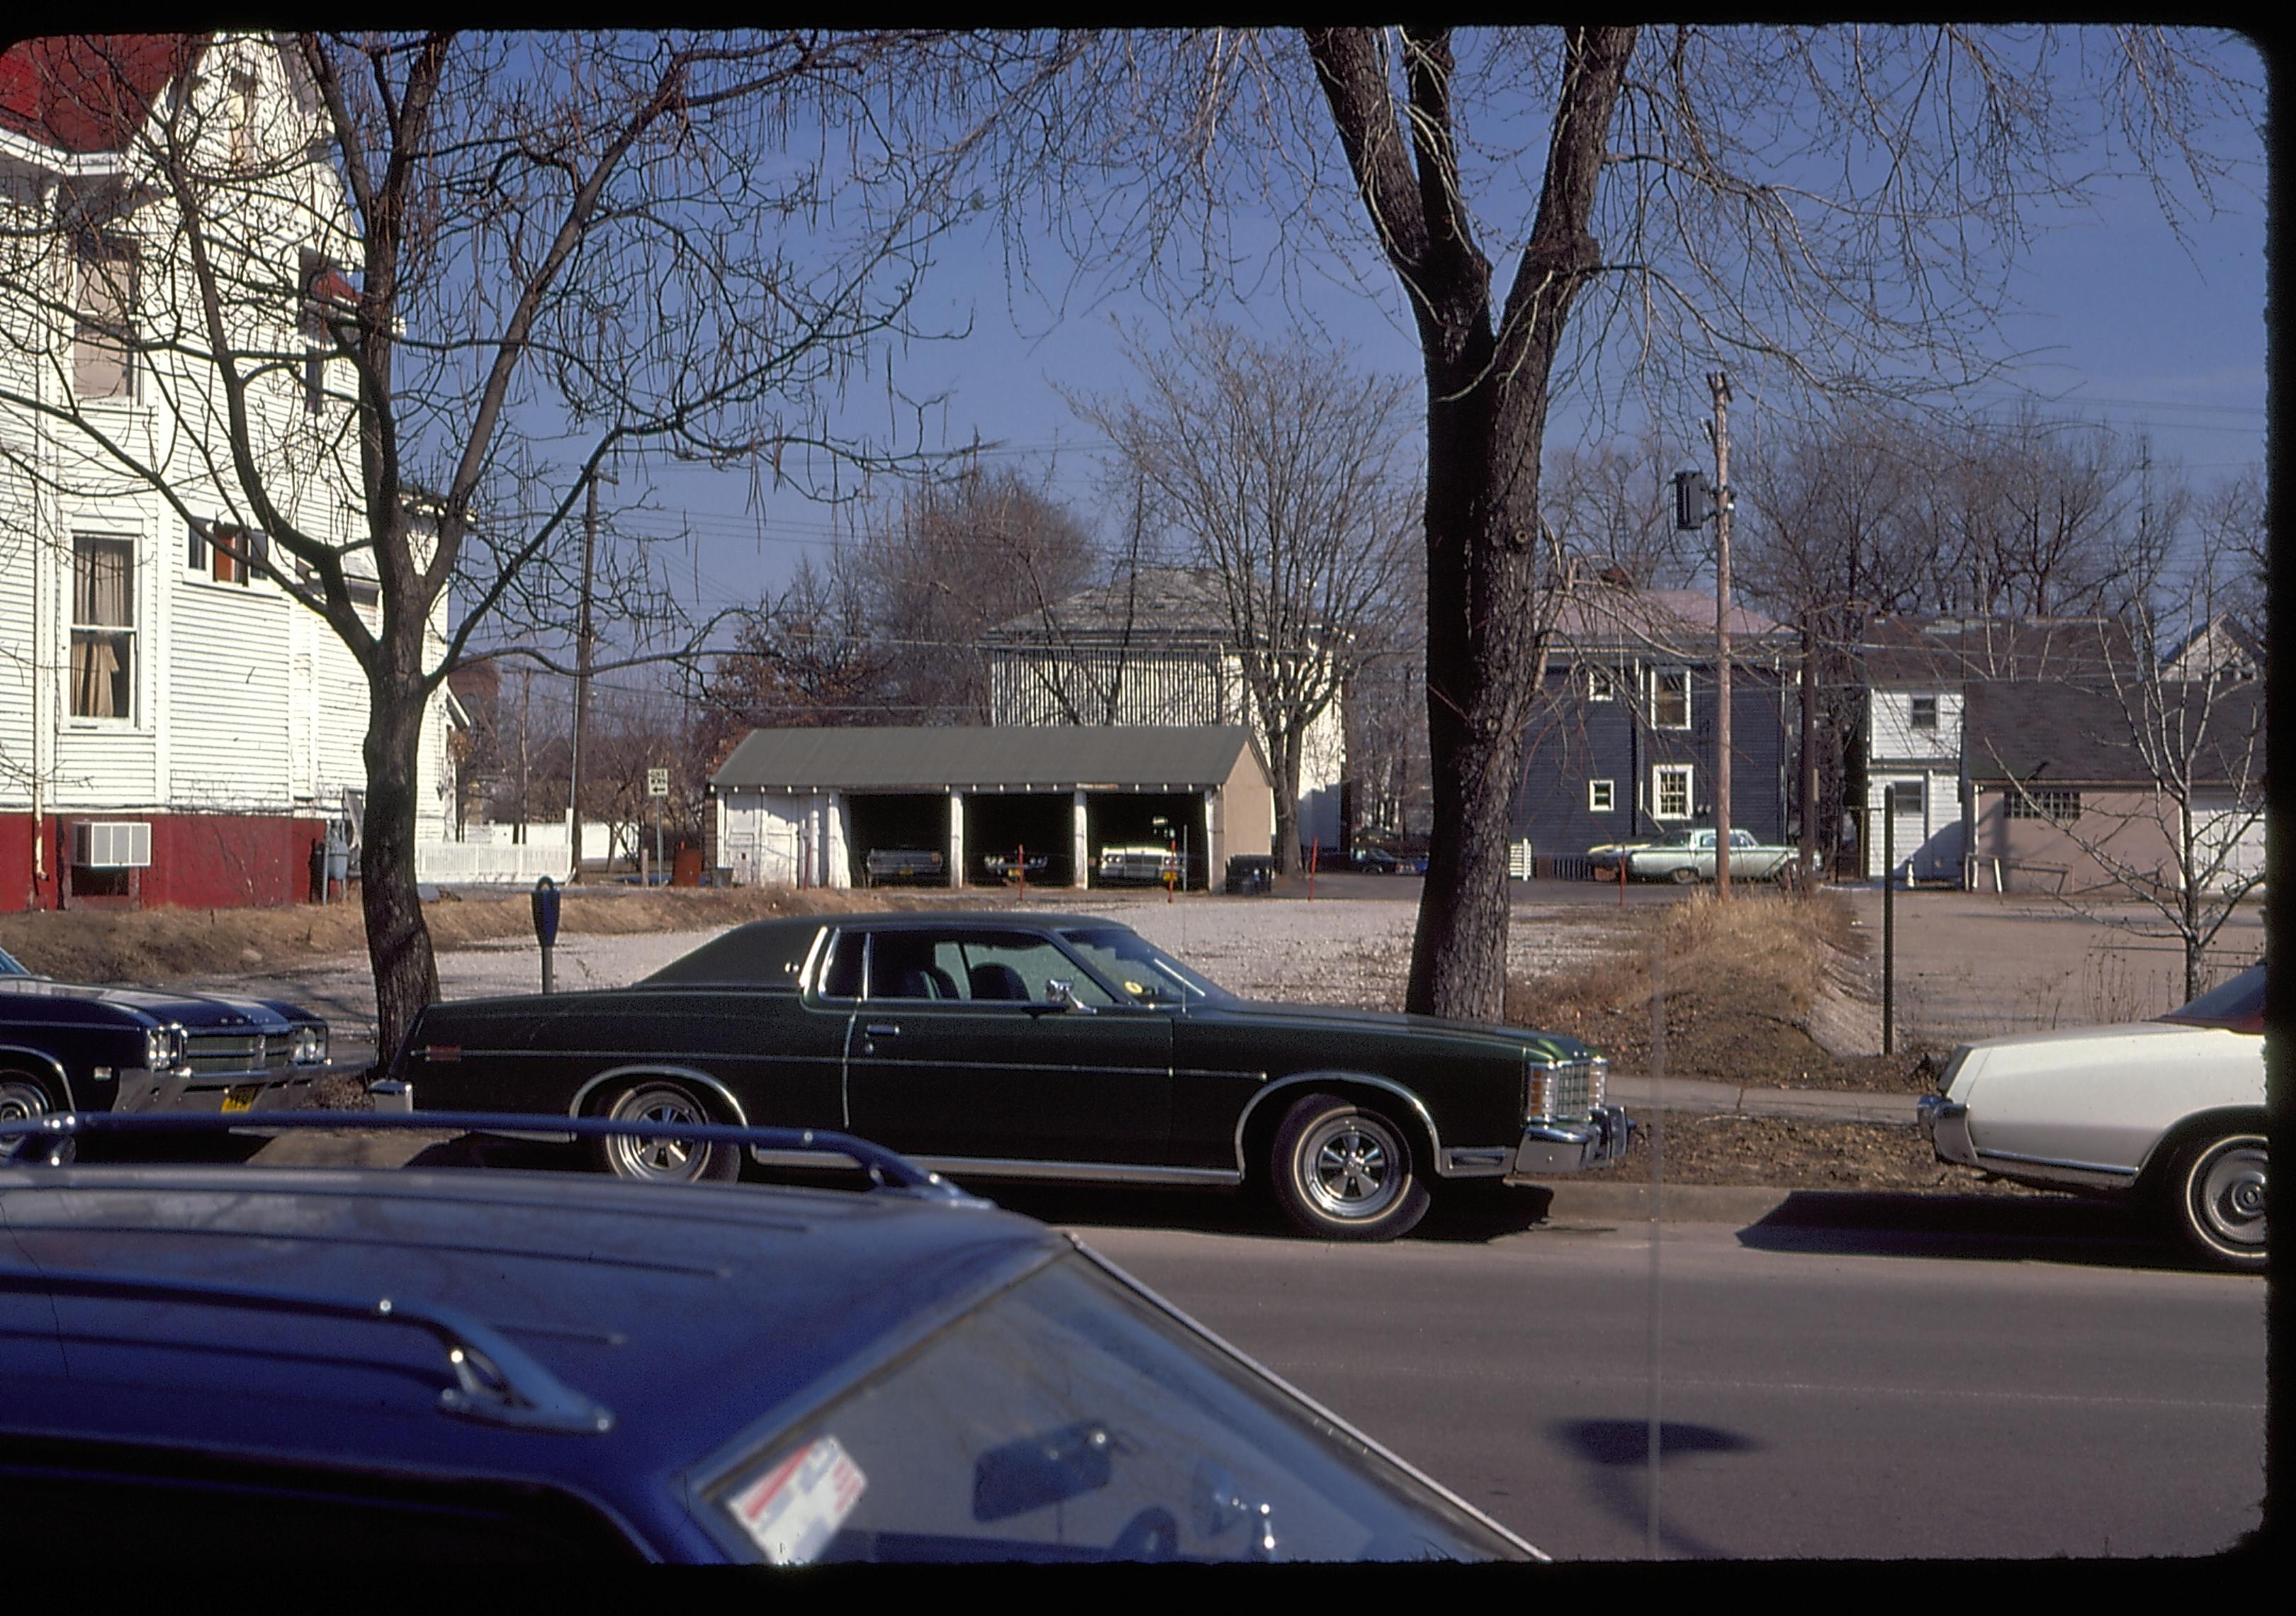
[1021, 1195, 2266, 1561]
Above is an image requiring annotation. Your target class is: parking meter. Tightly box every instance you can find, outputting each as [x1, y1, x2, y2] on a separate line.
[532, 875, 561, 993]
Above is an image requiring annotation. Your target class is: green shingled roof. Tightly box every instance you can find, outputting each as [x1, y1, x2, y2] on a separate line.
[711, 725, 1271, 792]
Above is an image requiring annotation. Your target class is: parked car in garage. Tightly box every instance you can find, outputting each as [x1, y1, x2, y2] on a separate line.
[1623, 827, 1796, 884]
[0, 1110, 1538, 1563]
[0, 942, 330, 1121]
[979, 848, 1053, 885]
[862, 848, 945, 887]
[1918, 962, 2266, 1272]
[1096, 845, 1178, 885]
[389, 911, 1629, 1240]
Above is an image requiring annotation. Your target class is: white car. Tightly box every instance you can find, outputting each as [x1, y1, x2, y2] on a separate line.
[1918, 964, 2266, 1271]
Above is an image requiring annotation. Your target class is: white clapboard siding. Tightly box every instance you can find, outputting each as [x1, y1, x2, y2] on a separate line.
[1867, 688, 1964, 763]
[165, 576, 296, 806]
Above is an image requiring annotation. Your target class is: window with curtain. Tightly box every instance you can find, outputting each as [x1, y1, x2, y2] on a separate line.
[70, 535, 135, 719]
[73, 236, 137, 400]
[1649, 668, 1691, 729]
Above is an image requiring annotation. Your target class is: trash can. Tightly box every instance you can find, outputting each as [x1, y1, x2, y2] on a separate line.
[1224, 854, 1275, 895]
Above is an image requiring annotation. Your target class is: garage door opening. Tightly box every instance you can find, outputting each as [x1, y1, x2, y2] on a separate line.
[845, 793, 951, 887]
[963, 792, 1075, 887]
[1088, 791, 1208, 890]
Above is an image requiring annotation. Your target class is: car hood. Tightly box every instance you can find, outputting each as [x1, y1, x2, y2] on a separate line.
[0, 977, 305, 1030]
[1199, 998, 1596, 1062]
[1945, 1017, 2253, 1094]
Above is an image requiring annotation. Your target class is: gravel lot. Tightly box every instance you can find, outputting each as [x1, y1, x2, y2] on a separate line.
[212, 889, 1653, 1049]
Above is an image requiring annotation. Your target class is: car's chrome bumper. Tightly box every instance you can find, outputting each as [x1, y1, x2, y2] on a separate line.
[170, 1068, 326, 1115]
[1506, 1104, 1633, 1178]
[1916, 1094, 1975, 1165]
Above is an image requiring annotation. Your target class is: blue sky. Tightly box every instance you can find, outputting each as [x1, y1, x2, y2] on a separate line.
[599, 28, 2267, 644]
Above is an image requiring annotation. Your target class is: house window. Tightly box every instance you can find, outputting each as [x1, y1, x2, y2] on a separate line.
[1910, 694, 1939, 731]
[186, 521, 208, 571]
[73, 236, 138, 400]
[1589, 779, 1615, 813]
[2006, 787, 2082, 823]
[1650, 668, 1691, 729]
[1584, 663, 1615, 702]
[208, 522, 266, 585]
[69, 536, 135, 719]
[1653, 765, 1693, 821]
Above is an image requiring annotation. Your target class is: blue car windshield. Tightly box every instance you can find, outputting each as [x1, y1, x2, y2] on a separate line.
[1059, 929, 1232, 1008]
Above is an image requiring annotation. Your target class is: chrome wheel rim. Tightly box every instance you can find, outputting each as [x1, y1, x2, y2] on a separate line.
[0, 1079, 50, 1123]
[2193, 1140, 2267, 1250]
[1298, 1113, 1405, 1221]
[604, 1087, 711, 1182]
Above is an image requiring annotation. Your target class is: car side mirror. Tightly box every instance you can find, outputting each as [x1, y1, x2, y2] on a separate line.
[1044, 978, 1095, 1014]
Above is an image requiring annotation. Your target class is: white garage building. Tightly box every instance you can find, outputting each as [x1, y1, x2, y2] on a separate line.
[710, 725, 1276, 891]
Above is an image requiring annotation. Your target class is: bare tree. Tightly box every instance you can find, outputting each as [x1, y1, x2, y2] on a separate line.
[844, 464, 1101, 722]
[979, 26, 2253, 1018]
[1076, 322, 1415, 873]
[0, 32, 1034, 1054]
[1544, 436, 1703, 589]
[700, 556, 894, 760]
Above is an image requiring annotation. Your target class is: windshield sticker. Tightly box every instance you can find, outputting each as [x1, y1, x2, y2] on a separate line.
[727, 1435, 868, 1565]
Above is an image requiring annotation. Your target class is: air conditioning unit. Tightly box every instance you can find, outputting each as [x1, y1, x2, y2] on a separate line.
[73, 821, 152, 868]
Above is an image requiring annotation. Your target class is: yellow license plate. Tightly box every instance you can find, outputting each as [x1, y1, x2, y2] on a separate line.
[220, 1085, 264, 1113]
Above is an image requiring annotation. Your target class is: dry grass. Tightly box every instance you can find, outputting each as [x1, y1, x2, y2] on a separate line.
[1504, 887, 1924, 1087]
[0, 885, 905, 985]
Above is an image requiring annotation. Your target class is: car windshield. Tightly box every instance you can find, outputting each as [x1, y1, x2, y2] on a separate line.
[2156, 963, 2266, 1033]
[704, 1252, 1524, 1564]
[1058, 928, 1232, 1007]
[0, 946, 26, 977]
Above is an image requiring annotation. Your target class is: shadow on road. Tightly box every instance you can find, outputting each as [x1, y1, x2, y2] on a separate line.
[1735, 1191, 2205, 1273]
[1548, 1418, 1761, 1559]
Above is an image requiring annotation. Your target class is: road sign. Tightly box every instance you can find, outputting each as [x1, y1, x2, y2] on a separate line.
[647, 768, 670, 797]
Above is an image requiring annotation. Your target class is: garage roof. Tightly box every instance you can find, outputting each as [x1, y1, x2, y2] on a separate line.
[711, 725, 1271, 792]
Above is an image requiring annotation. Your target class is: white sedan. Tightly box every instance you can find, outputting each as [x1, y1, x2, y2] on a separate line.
[1918, 964, 2266, 1271]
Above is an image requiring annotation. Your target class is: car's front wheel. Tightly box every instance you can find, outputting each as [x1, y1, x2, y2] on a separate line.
[0, 1073, 55, 1123]
[2168, 1130, 2266, 1272]
[590, 1081, 743, 1184]
[1269, 1092, 1430, 1241]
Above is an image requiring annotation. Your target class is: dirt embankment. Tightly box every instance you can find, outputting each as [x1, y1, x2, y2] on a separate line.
[0, 885, 903, 986]
[1506, 887, 1940, 1092]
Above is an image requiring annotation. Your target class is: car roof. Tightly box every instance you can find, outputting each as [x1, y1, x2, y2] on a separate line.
[0, 1165, 1064, 1511]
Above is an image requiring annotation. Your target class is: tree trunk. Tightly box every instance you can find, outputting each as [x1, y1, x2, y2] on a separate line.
[1271, 722, 1306, 874]
[360, 661, 441, 1065]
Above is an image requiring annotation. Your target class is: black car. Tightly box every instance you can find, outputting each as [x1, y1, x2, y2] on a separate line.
[0, 1110, 1541, 1563]
[0, 942, 330, 1121]
[390, 911, 1628, 1240]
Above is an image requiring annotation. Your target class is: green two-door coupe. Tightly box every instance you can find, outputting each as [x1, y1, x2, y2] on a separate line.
[393, 911, 1628, 1240]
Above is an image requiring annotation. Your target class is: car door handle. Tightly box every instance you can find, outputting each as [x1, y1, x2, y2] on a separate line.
[865, 1023, 901, 1038]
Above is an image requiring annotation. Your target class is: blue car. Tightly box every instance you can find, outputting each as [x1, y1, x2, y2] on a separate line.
[0, 1111, 1537, 1563]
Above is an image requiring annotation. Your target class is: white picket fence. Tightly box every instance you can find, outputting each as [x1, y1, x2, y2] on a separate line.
[415, 841, 575, 885]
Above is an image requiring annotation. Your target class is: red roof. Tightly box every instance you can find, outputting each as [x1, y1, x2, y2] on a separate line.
[0, 35, 201, 155]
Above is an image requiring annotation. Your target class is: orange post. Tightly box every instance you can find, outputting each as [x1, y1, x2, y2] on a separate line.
[1308, 838, 1317, 901]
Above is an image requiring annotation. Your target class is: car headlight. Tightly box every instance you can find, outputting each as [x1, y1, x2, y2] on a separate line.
[1524, 1058, 1555, 1124]
[291, 1024, 329, 1065]
[144, 1025, 184, 1072]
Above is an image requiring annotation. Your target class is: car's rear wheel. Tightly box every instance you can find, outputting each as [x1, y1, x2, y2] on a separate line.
[590, 1081, 742, 1184]
[1670, 865, 1700, 885]
[1269, 1092, 1429, 1241]
[2168, 1130, 2266, 1272]
[0, 1074, 54, 1122]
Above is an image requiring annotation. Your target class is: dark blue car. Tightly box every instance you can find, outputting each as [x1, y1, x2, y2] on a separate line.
[0, 1112, 1536, 1563]
[0, 941, 330, 1120]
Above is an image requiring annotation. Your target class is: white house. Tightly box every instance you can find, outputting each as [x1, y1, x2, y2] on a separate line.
[0, 33, 455, 911]
[980, 566, 1347, 851]
[1857, 616, 2133, 884]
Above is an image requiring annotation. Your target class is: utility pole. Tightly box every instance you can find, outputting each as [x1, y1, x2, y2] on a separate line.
[1800, 615, 1818, 882]
[1709, 371, 1734, 897]
[568, 456, 614, 882]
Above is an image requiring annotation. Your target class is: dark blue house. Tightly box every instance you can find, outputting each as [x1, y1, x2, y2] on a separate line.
[1515, 588, 1798, 861]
